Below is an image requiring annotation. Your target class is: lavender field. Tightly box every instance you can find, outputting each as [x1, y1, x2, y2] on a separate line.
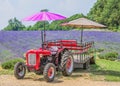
[0, 31, 120, 62]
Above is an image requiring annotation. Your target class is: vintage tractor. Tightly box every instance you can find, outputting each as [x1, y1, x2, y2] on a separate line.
[14, 39, 94, 82]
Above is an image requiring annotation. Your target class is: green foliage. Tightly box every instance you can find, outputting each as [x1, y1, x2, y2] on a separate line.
[3, 1, 120, 31]
[3, 14, 85, 31]
[0, 50, 15, 62]
[105, 52, 118, 61]
[98, 54, 105, 59]
[3, 17, 25, 31]
[27, 21, 49, 31]
[0, 68, 13, 75]
[25, 13, 85, 31]
[91, 59, 120, 81]
[1, 58, 24, 70]
[96, 48, 104, 52]
[88, 0, 120, 31]
[66, 13, 86, 22]
[48, 13, 85, 30]
[98, 52, 118, 61]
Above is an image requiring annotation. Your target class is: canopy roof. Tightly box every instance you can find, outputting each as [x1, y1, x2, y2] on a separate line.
[61, 18, 106, 28]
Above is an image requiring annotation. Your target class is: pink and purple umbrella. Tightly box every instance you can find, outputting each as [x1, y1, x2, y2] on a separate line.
[23, 11, 66, 46]
[23, 11, 66, 21]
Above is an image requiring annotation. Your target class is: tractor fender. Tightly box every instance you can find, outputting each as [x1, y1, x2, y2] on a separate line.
[55, 48, 68, 58]
[54, 48, 69, 66]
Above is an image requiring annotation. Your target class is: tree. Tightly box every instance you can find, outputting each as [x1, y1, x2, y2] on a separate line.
[88, 0, 120, 31]
[49, 13, 85, 30]
[29, 13, 85, 31]
[4, 17, 25, 31]
[3, 13, 86, 31]
[32, 21, 49, 30]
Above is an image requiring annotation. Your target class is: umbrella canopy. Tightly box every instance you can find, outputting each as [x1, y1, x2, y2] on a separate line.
[23, 11, 66, 45]
[61, 18, 106, 43]
[61, 18, 106, 28]
[23, 12, 66, 21]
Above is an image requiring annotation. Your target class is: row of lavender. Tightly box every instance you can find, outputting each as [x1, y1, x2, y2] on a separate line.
[0, 31, 120, 62]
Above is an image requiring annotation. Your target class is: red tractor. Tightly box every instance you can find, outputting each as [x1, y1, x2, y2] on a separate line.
[14, 39, 94, 82]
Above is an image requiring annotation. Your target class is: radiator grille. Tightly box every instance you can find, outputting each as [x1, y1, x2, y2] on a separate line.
[28, 54, 36, 65]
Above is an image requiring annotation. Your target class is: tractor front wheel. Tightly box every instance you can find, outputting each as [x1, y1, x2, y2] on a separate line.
[14, 62, 26, 79]
[61, 51, 74, 76]
[43, 63, 56, 82]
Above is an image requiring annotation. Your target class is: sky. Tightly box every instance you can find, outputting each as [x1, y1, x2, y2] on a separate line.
[0, 0, 97, 30]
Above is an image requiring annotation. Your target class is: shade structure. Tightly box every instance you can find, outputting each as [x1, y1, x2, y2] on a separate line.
[23, 11, 66, 48]
[23, 12, 66, 21]
[61, 18, 106, 43]
[61, 18, 106, 28]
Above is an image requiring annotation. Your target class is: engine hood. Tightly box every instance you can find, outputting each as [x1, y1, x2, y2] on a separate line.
[26, 48, 51, 56]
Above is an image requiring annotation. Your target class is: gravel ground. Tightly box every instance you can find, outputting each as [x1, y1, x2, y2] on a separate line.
[0, 75, 120, 86]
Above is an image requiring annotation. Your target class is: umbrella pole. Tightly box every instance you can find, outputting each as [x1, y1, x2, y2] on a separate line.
[80, 29, 83, 43]
[44, 21, 46, 43]
[41, 30, 44, 49]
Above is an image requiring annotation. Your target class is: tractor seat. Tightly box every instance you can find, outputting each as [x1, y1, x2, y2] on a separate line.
[49, 46, 58, 55]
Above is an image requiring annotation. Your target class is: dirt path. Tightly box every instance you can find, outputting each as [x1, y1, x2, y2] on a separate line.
[0, 75, 120, 86]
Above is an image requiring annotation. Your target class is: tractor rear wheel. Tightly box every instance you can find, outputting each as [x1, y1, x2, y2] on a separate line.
[61, 51, 74, 76]
[14, 62, 26, 79]
[43, 63, 56, 82]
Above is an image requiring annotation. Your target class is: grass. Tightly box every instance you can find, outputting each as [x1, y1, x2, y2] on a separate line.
[68, 58, 120, 81]
[90, 59, 120, 81]
[0, 66, 13, 75]
[1, 59, 120, 81]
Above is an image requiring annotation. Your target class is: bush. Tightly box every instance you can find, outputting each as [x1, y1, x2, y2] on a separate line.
[1, 58, 24, 70]
[105, 52, 118, 61]
[98, 54, 105, 59]
[96, 48, 104, 52]
[98, 52, 118, 61]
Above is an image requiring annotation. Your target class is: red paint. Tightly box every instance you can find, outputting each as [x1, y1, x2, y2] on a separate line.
[26, 48, 51, 70]
[48, 67, 53, 77]
[25, 39, 93, 71]
[66, 58, 71, 70]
